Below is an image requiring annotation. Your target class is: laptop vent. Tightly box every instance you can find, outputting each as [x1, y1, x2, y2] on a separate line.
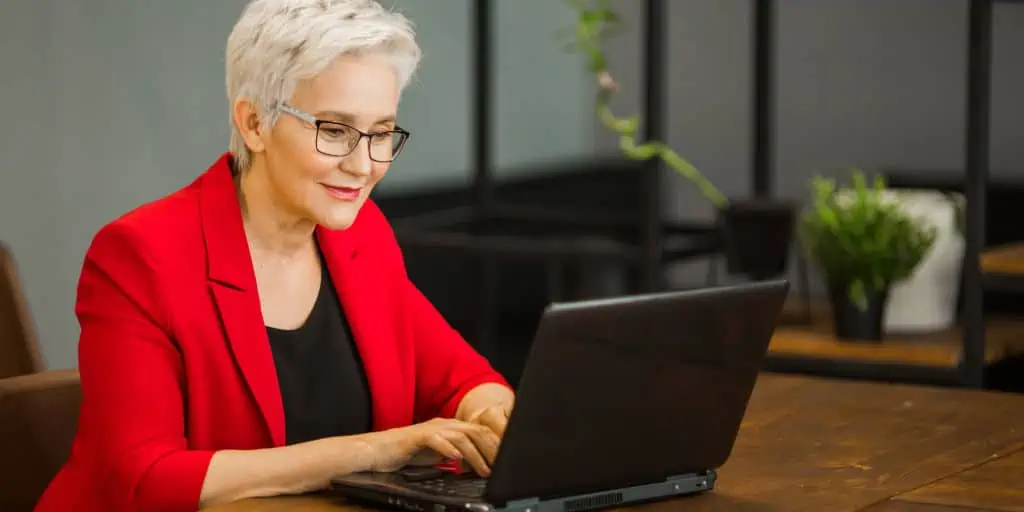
[563, 492, 624, 512]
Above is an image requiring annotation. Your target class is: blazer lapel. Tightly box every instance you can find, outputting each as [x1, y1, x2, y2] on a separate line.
[317, 226, 409, 431]
[199, 155, 285, 447]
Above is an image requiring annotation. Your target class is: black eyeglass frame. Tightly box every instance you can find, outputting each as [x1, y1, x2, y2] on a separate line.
[277, 102, 410, 163]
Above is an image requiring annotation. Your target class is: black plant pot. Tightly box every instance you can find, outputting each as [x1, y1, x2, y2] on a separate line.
[828, 283, 890, 342]
[719, 199, 797, 280]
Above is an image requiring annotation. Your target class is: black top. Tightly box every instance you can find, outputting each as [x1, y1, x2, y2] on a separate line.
[267, 258, 373, 445]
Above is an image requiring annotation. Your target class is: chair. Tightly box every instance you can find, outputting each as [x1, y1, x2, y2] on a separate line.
[0, 370, 81, 511]
[0, 242, 44, 378]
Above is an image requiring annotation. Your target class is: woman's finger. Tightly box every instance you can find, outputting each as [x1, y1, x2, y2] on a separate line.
[459, 422, 501, 466]
[443, 430, 491, 476]
[423, 432, 463, 462]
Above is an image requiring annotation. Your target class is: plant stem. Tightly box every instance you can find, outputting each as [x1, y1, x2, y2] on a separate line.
[567, 0, 728, 208]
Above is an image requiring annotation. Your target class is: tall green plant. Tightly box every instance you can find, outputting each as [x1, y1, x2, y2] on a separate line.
[563, 0, 727, 207]
[800, 170, 937, 310]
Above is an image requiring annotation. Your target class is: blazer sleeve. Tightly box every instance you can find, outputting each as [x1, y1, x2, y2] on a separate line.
[358, 201, 509, 422]
[74, 221, 213, 512]
[407, 279, 510, 422]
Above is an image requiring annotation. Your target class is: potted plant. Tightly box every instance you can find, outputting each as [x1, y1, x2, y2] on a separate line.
[800, 170, 937, 341]
[564, 0, 796, 281]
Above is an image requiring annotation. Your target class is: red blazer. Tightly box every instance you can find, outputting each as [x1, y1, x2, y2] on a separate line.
[36, 154, 508, 512]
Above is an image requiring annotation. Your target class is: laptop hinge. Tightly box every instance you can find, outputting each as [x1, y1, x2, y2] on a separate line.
[667, 470, 715, 489]
[667, 472, 701, 482]
[504, 497, 541, 511]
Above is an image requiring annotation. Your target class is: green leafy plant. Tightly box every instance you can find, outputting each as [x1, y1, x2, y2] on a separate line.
[800, 169, 938, 310]
[563, 0, 727, 207]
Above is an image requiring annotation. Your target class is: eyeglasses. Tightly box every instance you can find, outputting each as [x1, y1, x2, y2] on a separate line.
[277, 103, 410, 163]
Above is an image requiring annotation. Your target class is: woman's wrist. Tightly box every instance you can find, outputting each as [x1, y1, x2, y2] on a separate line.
[331, 433, 383, 474]
[456, 383, 515, 423]
[351, 425, 421, 473]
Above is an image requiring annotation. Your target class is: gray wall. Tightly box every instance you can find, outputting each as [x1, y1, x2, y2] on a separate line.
[378, 0, 595, 193]
[596, 0, 1024, 286]
[2, 0, 1022, 369]
[0, 1, 251, 370]
[0, 0, 595, 369]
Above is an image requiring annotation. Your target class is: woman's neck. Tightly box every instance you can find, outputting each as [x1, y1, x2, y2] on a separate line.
[236, 162, 316, 258]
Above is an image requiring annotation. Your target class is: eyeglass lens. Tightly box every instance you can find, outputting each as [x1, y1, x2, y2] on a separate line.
[316, 122, 406, 162]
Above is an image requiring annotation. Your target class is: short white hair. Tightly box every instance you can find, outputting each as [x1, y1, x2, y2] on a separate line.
[226, 0, 421, 171]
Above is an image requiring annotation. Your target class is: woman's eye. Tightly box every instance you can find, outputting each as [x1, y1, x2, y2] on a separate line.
[320, 127, 348, 139]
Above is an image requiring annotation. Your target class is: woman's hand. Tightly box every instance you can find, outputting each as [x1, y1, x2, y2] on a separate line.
[365, 418, 501, 476]
[456, 383, 516, 438]
[464, 402, 512, 438]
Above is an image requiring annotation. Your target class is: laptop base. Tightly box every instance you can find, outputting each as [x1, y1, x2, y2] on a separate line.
[333, 469, 717, 512]
[495, 470, 717, 512]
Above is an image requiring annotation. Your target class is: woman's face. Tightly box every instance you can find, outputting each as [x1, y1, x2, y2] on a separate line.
[249, 53, 402, 231]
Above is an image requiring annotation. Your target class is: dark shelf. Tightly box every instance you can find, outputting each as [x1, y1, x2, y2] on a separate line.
[394, 203, 719, 264]
[885, 169, 1024, 192]
[982, 243, 1024, 293]
[747, 0, 1009, 388]
[399, 0, 1015, 386]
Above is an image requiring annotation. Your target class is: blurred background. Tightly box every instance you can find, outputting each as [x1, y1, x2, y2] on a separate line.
[2, 0, 1023, 390]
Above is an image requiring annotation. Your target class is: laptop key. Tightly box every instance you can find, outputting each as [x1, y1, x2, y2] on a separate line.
[409, 477, 486, 498]
[397, 467, 446, 482]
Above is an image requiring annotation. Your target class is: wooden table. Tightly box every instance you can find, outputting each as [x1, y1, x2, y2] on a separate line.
[867, 449, 1024, 511]
[210, 374, 1024, 512]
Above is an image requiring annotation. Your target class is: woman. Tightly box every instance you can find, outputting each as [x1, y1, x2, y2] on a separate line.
[35, 1, 515, 510]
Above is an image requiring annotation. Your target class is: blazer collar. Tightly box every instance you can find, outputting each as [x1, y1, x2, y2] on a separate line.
[197, 153, 371, 445]
[198, 153, 359, 289]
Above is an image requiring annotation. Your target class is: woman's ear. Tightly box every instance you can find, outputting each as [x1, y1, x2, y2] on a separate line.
[233, 98, 266, 153]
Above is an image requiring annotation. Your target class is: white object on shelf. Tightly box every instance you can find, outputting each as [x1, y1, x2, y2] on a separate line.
[884, 189, 965, 333]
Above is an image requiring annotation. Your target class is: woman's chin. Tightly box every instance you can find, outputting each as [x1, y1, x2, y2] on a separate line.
[314, 204, 364, 231]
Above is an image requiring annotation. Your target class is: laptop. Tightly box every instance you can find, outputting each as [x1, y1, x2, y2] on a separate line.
[332, 279, 789, 512]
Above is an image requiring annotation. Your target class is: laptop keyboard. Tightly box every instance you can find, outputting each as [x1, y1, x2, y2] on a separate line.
[407, 476, 487, 498]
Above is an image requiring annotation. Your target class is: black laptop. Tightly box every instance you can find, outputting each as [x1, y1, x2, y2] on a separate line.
[332, 280, 789, 512]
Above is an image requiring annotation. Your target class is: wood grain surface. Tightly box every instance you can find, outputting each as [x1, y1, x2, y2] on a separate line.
[210, 374, 1024, 512]
[887, 448, 1024, 511]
